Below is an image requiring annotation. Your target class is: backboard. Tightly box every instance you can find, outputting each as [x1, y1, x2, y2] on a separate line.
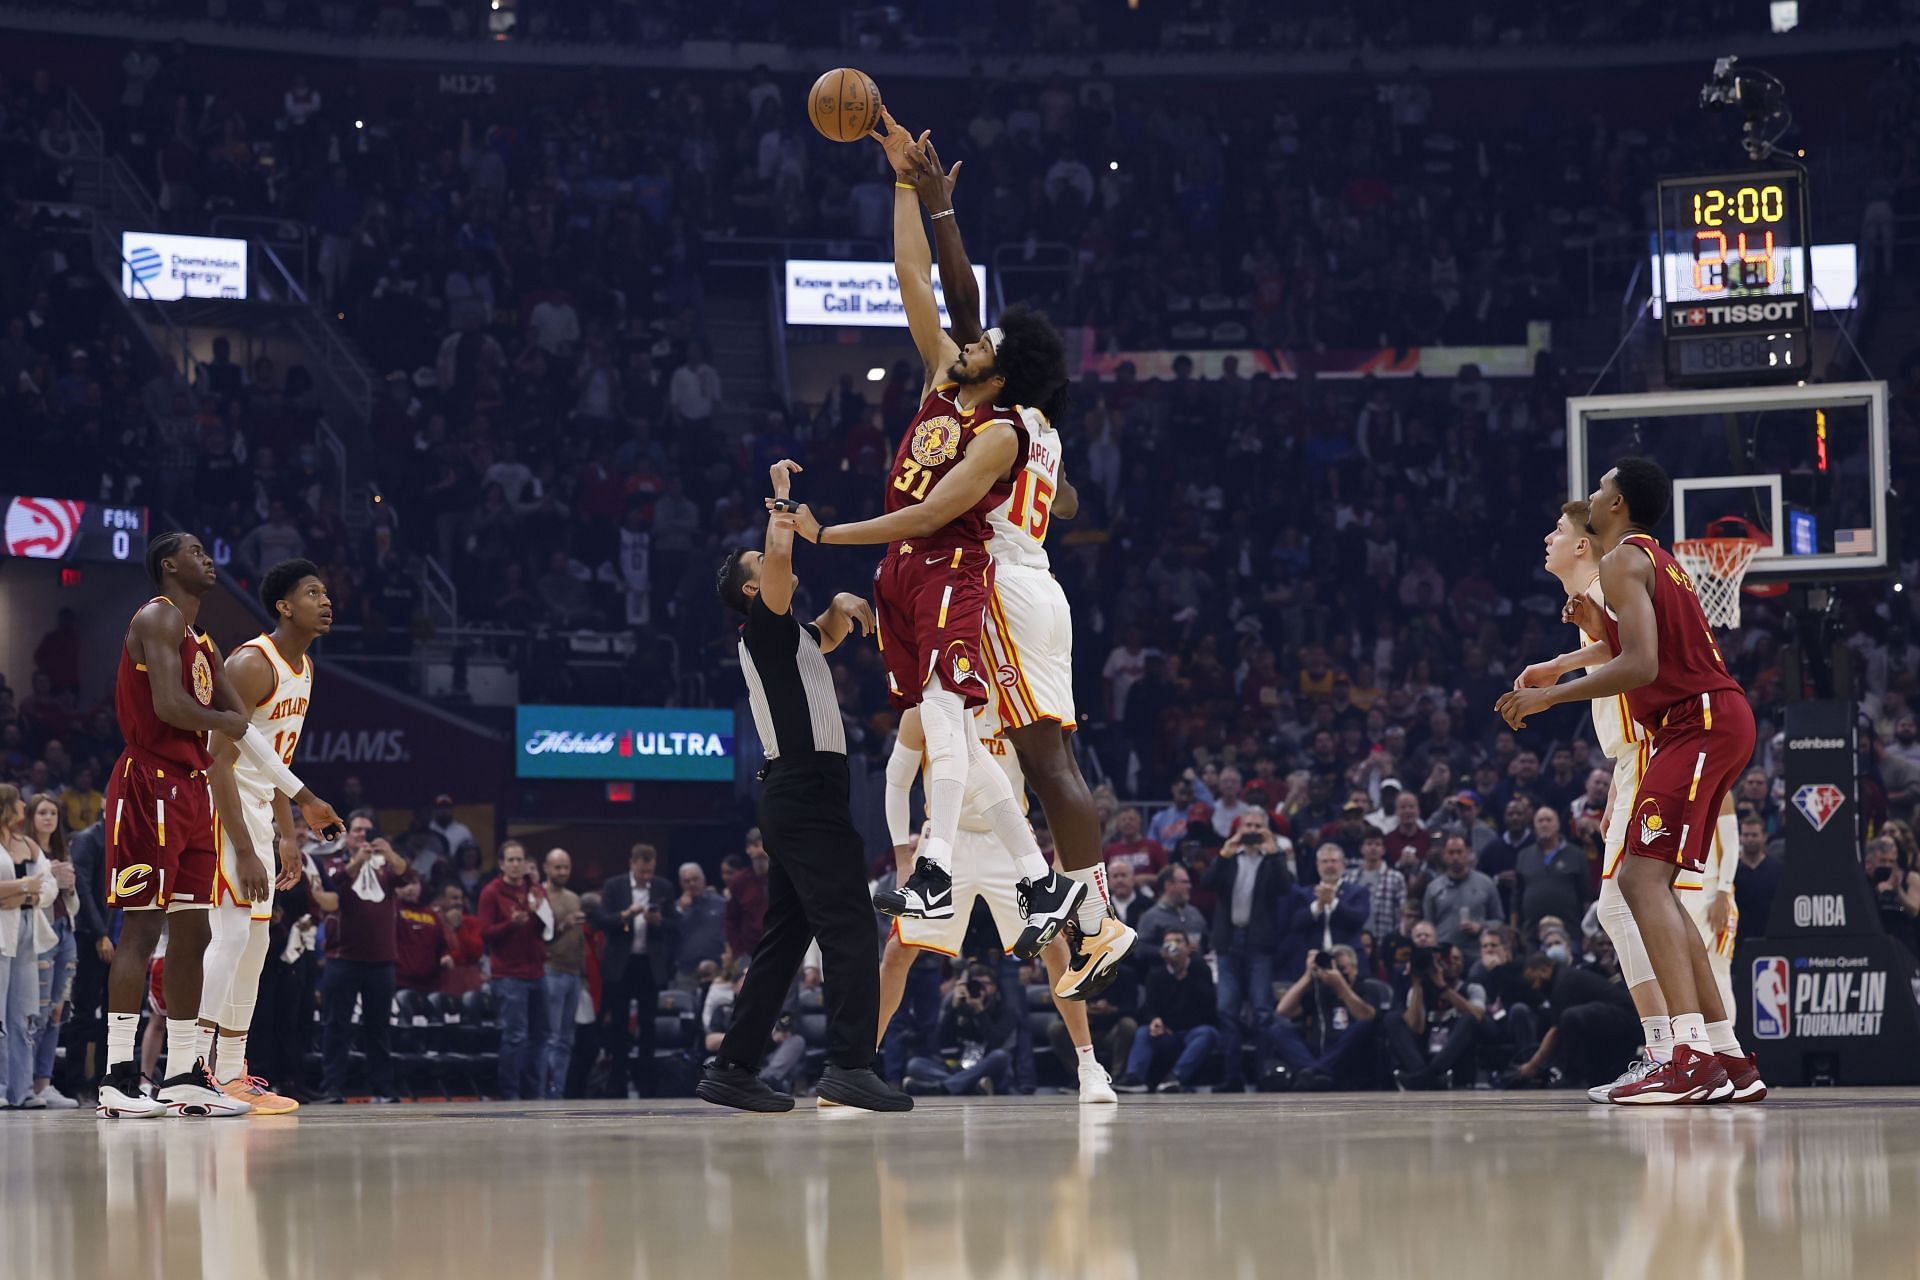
[1565, 381, 1890, 579]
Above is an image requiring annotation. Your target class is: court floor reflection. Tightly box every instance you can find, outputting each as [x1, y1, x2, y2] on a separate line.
[8, 1092, 1920, 1280]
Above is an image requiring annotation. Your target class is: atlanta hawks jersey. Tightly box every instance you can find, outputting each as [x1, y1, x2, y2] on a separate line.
[232, 636, 313, 806]
[986, 407, 1061, 571]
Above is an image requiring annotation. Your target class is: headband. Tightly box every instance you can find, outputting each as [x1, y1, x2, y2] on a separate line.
[984, 326, 1004, 354]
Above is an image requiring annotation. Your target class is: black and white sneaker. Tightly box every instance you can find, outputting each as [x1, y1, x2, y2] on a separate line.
[156, 1060, 252, 1117]
[96, 1063, 165, 1119]
[873, 857, 955, 920]
[1010, 870, 1087, 960]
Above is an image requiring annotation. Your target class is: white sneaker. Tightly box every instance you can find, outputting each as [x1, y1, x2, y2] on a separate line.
[97, 1065, 167, 1119]
[17, 1092, 47, 1110]
[1077, 1061, 1118, 1105]
[34, 1083, 80, 1110]
[156, 1060, 253, 1117]
[1588, 1053, 1660, 1103]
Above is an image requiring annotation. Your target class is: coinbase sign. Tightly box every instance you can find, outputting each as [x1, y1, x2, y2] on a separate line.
[784, 259, 986, 329]
[515, 705, 735, 782]
[121, 232, 248, 301]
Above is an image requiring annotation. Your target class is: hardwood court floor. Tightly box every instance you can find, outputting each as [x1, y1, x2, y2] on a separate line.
[7, 1090, 1919, 1280]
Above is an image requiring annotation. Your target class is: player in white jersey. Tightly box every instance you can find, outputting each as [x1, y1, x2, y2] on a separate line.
[877, 699, 1117, 1102]
[895, 141, 1135, 1000]
[1526, 503, 1750, 1101]
[198, 559, 334, 1112]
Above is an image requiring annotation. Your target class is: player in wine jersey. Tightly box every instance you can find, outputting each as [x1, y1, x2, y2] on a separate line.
[781, 112, 1085, 959]
[1499, 460, 1765, 1104]
[875, 701, 1117, 1103]
[902, 136, 1136, 999]
[98, 534, 342, 1118]
[196, 559, 332, 1113]
[1529, 502, 1748, 1102]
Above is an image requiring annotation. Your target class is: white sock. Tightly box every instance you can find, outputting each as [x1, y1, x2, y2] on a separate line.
[982, 798, 1051, 882]
[166, 1019, 203, 1080]
[1706, 1019, 1741, 1056]
[1075, 1043, 1098, 1067]
[1670, 1012, 1708, 1053]
[216, 1033, 249, 1085]
[1641, 1015, 1674, 1064]
[108, 1012, 139, 1071]
[195, 1022, 216, 1066]
[1067, 864, 1112, 934]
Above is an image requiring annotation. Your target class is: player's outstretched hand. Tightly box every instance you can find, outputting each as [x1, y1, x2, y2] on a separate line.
[1494, 687, 1552, 730]
[763, 501, 822, 542]
[769, 458, 803, 499]
[832, 593, 875, 637]
[910, 136, 963, 206]
[275, 836, 304, 890]
[1512, 660, 1561, 691]
[298, 795, 344, 841]
[238, 851, 271, 903]
[869, 107, 920, 176]
[1563, 594, 1603, 636]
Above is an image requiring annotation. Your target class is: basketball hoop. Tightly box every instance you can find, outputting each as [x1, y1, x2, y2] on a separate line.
[1675, 537, 1764, 629]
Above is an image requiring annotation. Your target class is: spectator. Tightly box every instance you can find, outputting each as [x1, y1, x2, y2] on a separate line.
[1421, 835, 1502, 961]
[1569, 767, 1613, 830]
[668, 341, 722, 435]
[1865, 836, 1920, 965]
[1204, 804, 1292, 1092]
[1513, 806, 1589, 936]
[1104, 858, 1152, 928]
[423, 794, 475, 881]
[540, 847, 587, 1100]
[393, 874, 450, 992]
[1209, 767, 1252, 838]
[60, 764, 102, 832]
[1732, 815, 1783, 937]
[594, 843, 678, 1099]
[0, 786, 52, 1107]
[1385, 942, 1487, 1090]
[1146, 776, 1197, 847]
[22, 794, 77, 1107]
[1046, 958, 1141, 1077]
[320, 820, 409, 1104]
[1381, 791, 1435, 870]
[672, 862, 726, 990]
[63, 818, 110, 1098]
[1480, 796, 1537, 910]
[437, 883, 486, 996]
[723, 839, 769, 962]
[1114, 929, 1219, 1094]
[903, 964, 1021, 1097]
[1103, 807, 1168, 879]
[1263, 945, 1388, 1091]
[478, 840, 550, 1101]
[1499, 954, 1640, 1091]
[1344, 831, 1408, 947]
[1136, 864, 1207, 956]
[32, 608, 81, 694]
[1277, 843, 1371, 981]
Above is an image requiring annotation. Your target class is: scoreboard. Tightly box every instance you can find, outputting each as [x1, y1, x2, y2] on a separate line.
[1655, 169, 1812, 385]
[1, 497, 148, 563]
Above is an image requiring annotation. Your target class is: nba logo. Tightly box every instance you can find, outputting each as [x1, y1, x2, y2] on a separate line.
[1752, 957, 1791, 1040]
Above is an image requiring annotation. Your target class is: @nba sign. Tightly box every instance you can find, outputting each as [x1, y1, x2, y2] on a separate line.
[121, 232, 248, 302]
[515, 705, 735, 783]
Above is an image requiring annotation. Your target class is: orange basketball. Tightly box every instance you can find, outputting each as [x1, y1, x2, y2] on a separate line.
[807, 68, 882, 144]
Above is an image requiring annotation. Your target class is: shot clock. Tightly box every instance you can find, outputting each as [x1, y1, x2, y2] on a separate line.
[1655, 169, 1812, 385]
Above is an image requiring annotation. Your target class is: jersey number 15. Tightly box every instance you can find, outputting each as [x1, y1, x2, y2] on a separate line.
[1005, 472, 1054, 542]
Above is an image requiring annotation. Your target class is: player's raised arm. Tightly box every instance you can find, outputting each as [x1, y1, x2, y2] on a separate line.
[909, 137, 981, 347]
[873, 110, 957, 387]
[782, 421, 1021, 547]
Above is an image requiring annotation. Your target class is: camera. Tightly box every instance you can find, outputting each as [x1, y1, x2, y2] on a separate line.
[1872, 865, 1896, 887]
[965, 978, 988, 1000]
[1162, 938, 1183, 956]
[1410, 945, 1439, 975]
[1314, 951, 1335, 971]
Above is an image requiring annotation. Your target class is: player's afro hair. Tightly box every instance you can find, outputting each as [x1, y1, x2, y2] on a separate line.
[260, 558, 322, 617]
[1612, 456, 1672, 530]
[993, 302, 1070, 427]
[144, 531, 190, 586]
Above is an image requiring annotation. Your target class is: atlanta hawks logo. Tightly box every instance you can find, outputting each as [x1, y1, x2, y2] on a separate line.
[1636, 798, 1670, 847]
[910, 416, 963, 467]
[190, 650, 214, 706]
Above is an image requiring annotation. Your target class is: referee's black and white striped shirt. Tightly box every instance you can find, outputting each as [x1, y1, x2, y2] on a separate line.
[738, 597, 844, 759]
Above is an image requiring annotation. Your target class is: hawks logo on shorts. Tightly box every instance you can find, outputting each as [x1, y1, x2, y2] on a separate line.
[910, 416, 963, 467]
[190, 650, 214, 706]
[1636, 798, 1670, 847]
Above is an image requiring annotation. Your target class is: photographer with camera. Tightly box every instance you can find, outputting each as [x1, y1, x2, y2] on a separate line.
[902, 964, 1020, 1097]
[1866, 835, 1920, 964]
[1261, 945, 1389, 1091]
[1384, 942, 1487, 1091]
[1204, 806, 1293, 1092]
[1496, 951, 1639, 1091]
[1114, 929, 1219, 1094]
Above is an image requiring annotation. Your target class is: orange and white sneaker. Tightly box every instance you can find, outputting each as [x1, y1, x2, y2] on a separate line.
[1054, 916, 1137, 1001]
[218, 1066, 300, 1115]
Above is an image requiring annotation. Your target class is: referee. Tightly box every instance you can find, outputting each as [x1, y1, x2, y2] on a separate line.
[697, 460, 911, 1114]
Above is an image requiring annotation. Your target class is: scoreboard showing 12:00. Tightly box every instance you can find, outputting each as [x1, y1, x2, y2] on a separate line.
[1, 496, 148, 563]
[1655, 169, 1812, 385]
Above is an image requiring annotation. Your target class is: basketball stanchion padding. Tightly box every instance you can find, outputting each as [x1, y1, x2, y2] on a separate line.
[1675, 537, 1764, 629]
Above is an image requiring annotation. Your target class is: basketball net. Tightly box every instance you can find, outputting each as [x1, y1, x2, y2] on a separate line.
[1675, 538, 1763, 629]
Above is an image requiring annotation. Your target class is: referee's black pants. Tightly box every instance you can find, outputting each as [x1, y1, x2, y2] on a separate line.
[722, 753, 878, 1072]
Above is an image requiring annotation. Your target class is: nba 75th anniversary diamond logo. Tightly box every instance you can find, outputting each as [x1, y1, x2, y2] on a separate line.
[1792, 783, 1846, 832]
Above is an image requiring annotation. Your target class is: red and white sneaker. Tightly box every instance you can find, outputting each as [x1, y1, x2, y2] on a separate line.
[1609, 1043, 1730, 1105]
[1717, 1051, 1768, 1102]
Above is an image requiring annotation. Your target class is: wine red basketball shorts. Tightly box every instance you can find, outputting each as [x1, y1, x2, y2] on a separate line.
[1626, 689, 1756, 875]
[873, 542, 996, 711]
[105, 748, 218, 911]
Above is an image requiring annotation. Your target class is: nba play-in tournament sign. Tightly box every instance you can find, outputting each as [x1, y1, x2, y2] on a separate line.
[515, 705, 735, 783]
[121, 232, 248, 301]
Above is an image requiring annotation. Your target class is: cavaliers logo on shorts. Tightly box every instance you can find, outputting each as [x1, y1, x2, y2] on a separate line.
[1636, 798, 1670, 848]
[191, 650, 214, 706]
[911, 416, 963, 467]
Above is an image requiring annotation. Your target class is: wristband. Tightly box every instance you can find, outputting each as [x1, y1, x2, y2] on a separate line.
[930, 209, 954, 221]
[895, 181, 915, 191]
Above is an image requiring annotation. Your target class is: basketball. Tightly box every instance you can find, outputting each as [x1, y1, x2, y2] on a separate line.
[807, 67, 882, 143]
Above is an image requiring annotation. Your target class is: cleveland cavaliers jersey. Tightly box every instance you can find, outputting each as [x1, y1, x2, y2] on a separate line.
[232, 636, 313, 805]
[986, 406, 1061, 571]
[1598, 533, 1742, 732]
[885, 383, 1026, 552]
[115, 597, 215, 770]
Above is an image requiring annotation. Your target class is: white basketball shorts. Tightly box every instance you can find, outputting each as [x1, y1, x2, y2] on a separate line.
[214, 794, 277, 922]
[895, 828, 1025, 956]
[981, 561, 1076, 732]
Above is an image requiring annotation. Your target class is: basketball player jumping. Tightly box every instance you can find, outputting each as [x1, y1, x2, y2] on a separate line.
[878, 703, 1118, 1102]
[898, 136, 1137, 998]
[1528, 502, 1751, 1102]
[777, 109, 1085, 959]
[195, 558, 332, 1114]
[98, 534, 341, 1117]
[1498, 460, 1765, 1104]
